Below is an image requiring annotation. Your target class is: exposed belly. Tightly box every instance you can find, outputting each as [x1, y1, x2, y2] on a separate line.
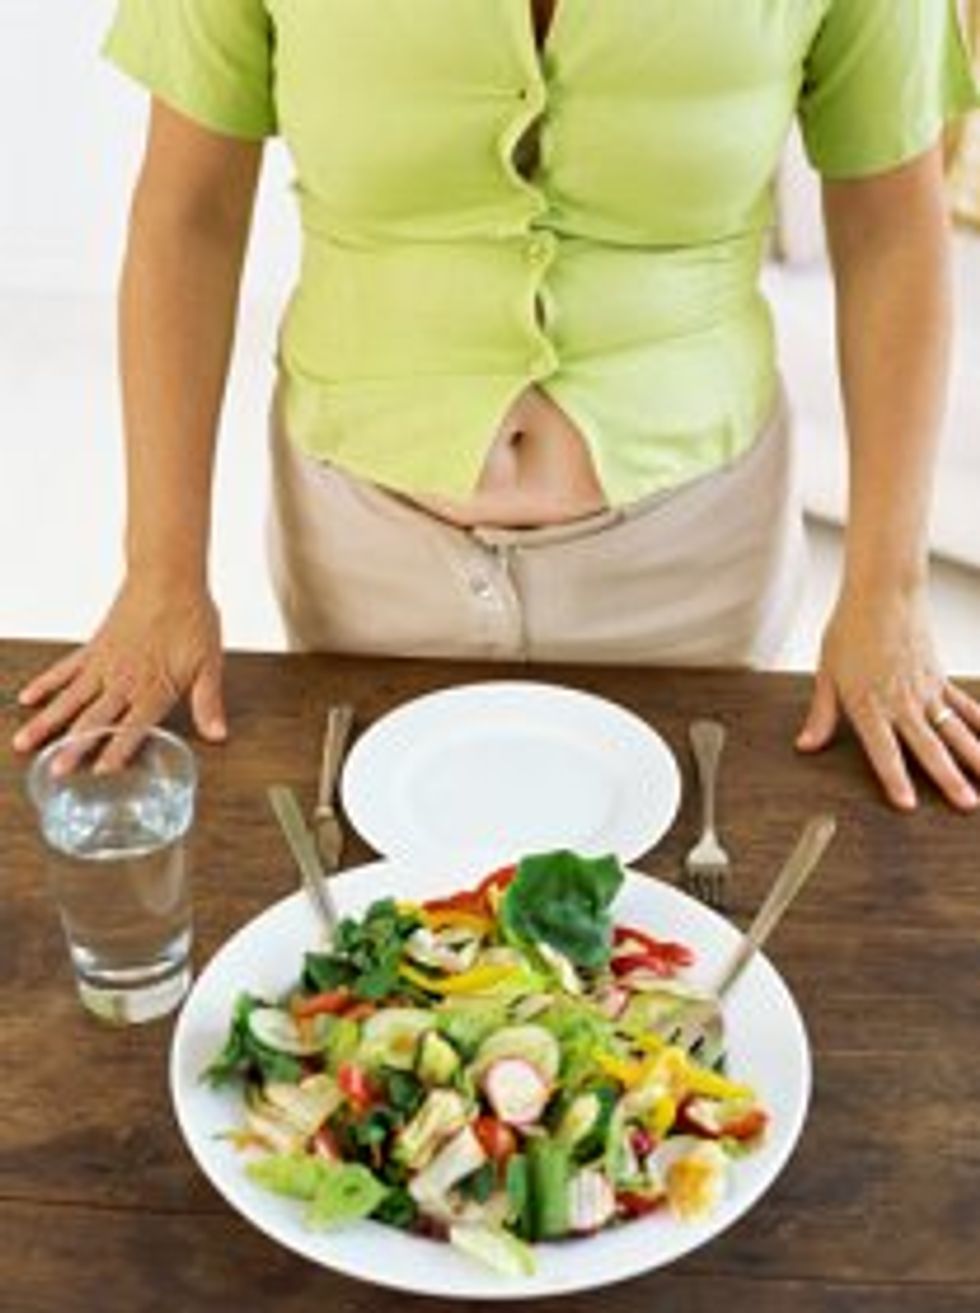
[403, 385, 610, 528]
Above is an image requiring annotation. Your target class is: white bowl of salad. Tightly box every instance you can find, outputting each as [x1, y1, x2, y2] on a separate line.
[171, 850, 810, 1299]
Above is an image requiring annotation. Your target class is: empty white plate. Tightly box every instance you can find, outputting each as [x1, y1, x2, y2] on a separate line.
[340, 681, 681, 867]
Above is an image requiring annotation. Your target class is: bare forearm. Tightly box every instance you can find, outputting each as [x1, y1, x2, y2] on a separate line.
[825, 151, 953, 600]
[119, 195, 251, 588]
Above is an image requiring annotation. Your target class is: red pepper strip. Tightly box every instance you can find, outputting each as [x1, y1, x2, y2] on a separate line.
[473, 1115, 518, 1164]
[421, 890, 485, 916]
[422, 864, 517, 917]
[291, 988, 352, 1019]
[337, 1062, 380, 1113]
[611, 952, 677, 980]
[474, 864, 518, 897]
[721, 1108, 768, 1141]
[616, 1190, 665, 1219]
[613, 924, 695, 967]
[675, 1097, 769, 1142]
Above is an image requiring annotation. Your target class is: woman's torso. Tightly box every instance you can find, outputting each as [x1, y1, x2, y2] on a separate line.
[262, 0, 834, 512]
[405, 0, 607, 529]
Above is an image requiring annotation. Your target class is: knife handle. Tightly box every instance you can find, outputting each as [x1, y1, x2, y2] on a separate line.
[316, 704, 356, 817]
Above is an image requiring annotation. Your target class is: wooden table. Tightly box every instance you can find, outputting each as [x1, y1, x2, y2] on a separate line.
[2, 639, 978, 1313]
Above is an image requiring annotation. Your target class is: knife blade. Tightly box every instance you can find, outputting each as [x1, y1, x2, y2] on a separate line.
[313, 704, 356, 873]
[268, 785, 338, 939]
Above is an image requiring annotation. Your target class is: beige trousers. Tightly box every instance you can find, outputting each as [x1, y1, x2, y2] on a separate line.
[265, 387, 807, 668]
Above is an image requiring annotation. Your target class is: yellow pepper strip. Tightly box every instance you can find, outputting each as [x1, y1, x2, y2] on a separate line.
[634, 1032, 666, 1054]
[647, 1093, 678, 1138]
[397, 900, 422, 915]
[595, 1051, 646, 1087]
[399, 961, 519, 995]
[419, 907, 494, 935]
[685, 1064, 754, 1102]
[647, 1048, 691, 1100]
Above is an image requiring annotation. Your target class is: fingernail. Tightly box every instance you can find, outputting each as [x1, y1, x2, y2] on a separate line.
[960, 789, 978, 810]
[17, 690, 34, 707]
[12, 731, 28, 751]
[208, 721, 227, 740]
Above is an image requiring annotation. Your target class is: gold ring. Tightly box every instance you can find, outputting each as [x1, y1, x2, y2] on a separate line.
[930, 705, 957, 730]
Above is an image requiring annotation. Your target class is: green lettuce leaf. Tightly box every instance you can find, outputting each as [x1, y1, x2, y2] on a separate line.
[499, 850, 624, 968]
[306, 1162, 389, 1230]
[246, 1153, 325, 1201]
[247, 1154, 389, 1229]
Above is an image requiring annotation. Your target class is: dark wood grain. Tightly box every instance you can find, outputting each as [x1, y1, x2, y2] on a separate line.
[2, 639, 978, 1313]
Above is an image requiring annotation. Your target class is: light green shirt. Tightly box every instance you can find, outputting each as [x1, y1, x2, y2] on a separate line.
[104, 1, 979, 505]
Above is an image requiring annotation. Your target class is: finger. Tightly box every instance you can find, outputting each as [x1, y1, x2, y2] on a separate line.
[848, 703, 917, 811]
[189, 661, 228, 742]
[944, 683, 980, 735]
[895, 710, 978, 812]
[796, 669, 840, 752]
[48, 688, 133, 777]
[93, 693, 176, 774]
[935, 712, 980, 784]
[12, 671, 104, 754]
[16, 648, 87, 708]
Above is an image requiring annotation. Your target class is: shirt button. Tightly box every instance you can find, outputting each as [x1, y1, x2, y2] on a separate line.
[526, 236, 553, 265]
[528, 351, 556, 376]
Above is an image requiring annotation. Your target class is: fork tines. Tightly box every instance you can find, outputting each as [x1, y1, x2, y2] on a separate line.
[682, 864, 728, 912]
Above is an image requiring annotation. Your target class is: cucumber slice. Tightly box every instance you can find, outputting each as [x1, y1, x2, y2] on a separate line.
[248, 1007, 324, 1056]
[360, 1008, 436, 1070]
[416, 1030, 460, 1085]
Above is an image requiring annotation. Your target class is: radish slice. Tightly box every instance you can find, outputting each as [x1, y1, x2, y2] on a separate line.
[482, 1058, 550, 1127]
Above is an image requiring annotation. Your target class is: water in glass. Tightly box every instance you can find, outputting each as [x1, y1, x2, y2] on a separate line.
[28, 728, 197, 1023]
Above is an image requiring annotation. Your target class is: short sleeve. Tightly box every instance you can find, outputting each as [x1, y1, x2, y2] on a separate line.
[798, 0, 980, 179]
[102, 0, 277, 140]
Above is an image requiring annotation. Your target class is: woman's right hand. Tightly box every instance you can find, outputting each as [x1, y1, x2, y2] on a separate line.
[11, 577, 227, 772]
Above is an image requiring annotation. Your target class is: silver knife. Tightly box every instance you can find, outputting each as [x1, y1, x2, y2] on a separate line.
[268, 785, 338, 939]
[313, 704, 356, 872]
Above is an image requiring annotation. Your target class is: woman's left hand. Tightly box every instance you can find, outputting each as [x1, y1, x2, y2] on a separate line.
[797, 584, 980, 812]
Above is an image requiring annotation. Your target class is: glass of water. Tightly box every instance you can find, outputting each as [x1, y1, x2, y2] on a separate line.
[26, 725, 197, 1024]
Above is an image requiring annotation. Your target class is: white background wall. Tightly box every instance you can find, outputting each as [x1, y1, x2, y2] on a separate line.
[0, 0, 300, 648]
[0, 0, 298, 298]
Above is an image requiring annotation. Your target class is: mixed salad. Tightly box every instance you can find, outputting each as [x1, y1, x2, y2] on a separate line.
[206, 850, 768, 1276]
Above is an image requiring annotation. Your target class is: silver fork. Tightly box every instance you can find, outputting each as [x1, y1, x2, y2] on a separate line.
[667, 813, 837, 1059]
[682, 719, 730, 910]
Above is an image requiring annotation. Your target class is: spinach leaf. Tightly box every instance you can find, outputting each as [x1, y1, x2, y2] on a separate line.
[303, 899, 421, 1002]
[384, 1069, 425, 1119]
[458, 1160, 496, 1204]
[203, 993, 304, 1087]
[372, 1186, 418, 1229]
[499, 850, 624, 969]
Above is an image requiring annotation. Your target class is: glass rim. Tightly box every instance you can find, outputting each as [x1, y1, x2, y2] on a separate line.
[25, 723, 198, 806]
